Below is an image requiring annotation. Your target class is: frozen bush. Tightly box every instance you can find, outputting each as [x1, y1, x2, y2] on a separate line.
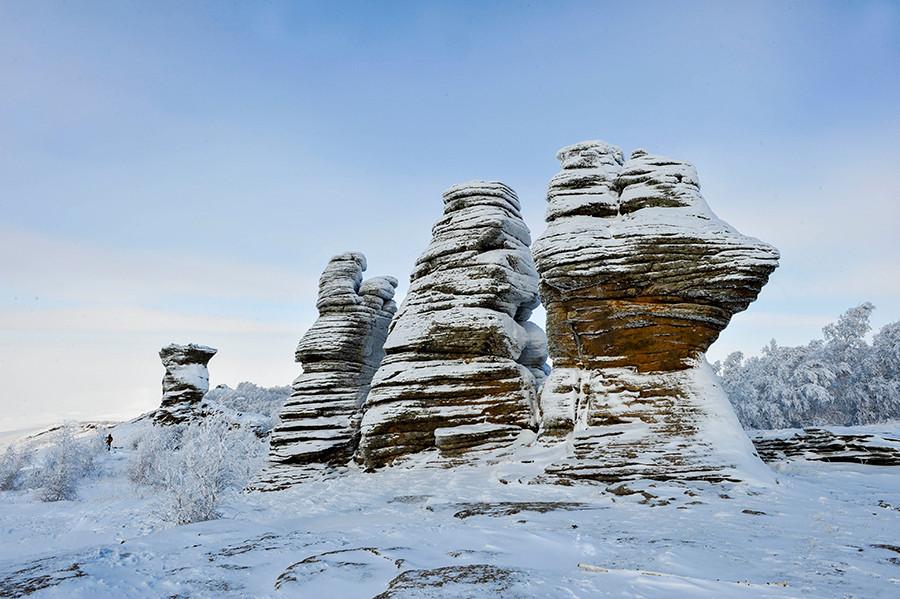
[128, 425, 182, 487]
[131, 414, 267, 524]
[203, 382, 289, 433]
[0, 444, 32, 491]
[33, 424, 101, 502]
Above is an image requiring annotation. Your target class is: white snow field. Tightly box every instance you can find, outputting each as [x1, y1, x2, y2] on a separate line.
[1, 423, 898, 598]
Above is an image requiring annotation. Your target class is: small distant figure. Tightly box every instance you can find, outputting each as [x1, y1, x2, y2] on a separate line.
[105, 434, 113, 451]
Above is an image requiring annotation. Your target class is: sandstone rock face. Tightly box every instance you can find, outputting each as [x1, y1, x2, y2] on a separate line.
[155, 343, 217, 425]
[532, 140, 779, 484]
[259, 252, 397, 488]
[357, 182, 548, 467]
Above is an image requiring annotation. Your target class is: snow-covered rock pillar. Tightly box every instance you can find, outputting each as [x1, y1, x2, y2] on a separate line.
[357, 181, 549, 468]
[155, 343, 217, 425]
[254, 252, 397, 489]
[532, 141, 780, 484]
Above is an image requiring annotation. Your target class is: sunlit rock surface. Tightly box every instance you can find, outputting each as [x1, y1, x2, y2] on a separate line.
[154, 343, 217, 425]
[532, 140, 779, 484]
[256, 252, 397, 489]
[357, 182, 548, 467]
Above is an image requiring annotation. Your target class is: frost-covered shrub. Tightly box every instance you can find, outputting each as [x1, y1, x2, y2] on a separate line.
[33, 425, 101, 502]
[127, 425, 181, 487]
[203, 382, 289, 433]
[131, 415, 267, 524]
[718, 303, 900, 429]
[0, 445, 32, 491]
[161, 416, 266, 524]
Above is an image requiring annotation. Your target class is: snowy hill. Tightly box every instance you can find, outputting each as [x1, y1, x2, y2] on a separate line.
[1, 422, 898, 598]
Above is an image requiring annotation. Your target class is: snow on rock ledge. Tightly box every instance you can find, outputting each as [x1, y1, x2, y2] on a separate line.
[255, 252, 397, 490]
[357, 181, 548, 468]
[154, 343, 217, 425]
[752, 426, 900, 466]
[532, 140, 780, 485]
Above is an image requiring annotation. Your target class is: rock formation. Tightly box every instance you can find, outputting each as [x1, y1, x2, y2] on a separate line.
[257, 252, 397, 489]
[752, 428, 900, 466]
[532, 140, 780, 484]
[155, 343, 217, 425]
[357, 181, 548, 467]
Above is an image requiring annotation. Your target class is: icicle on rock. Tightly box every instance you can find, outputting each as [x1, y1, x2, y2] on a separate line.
[257, 252, 397, 489]
[357, 182, 548, 467]
[155, 343, 217, 425]
[531, 140, 780, 485]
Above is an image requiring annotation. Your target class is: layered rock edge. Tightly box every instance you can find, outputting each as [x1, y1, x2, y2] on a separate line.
[357, 181, 549, 467]
[155, 343, 217, 425]
[254, 252, 398, 490]
[532, 140, 779, 484]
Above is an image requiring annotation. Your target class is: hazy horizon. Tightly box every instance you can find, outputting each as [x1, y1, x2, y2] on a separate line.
[2, 1, 899, 431]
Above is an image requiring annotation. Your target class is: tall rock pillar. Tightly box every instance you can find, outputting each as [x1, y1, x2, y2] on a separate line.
[155, 343, 218, 425]
[256, 252, 397, 489]
[357, 182, 548, 467]
[532, 141, 779, 484]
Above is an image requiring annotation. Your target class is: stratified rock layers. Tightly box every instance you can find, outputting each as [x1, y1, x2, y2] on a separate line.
[358, 182, 548, 467]
[752, 428, 900, 466]
[264, 252, 397, 482]
[155, 343, 217, 425]
[532, 141, 779, 484]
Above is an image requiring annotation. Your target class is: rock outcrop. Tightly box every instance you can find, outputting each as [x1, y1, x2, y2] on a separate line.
[155, 343, 217, 425]
[257, 252, 397, 489]
[357, 182, 548, 467]
[532, 140, 779, 485]
[752, 427, 900, 466]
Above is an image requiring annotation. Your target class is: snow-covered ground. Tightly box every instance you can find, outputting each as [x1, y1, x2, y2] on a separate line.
[1, 423, 899, 598]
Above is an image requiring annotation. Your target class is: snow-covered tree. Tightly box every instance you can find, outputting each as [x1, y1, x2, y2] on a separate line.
[0, 444, 33, 491]
[718, 304, 900, 429]
[32, 425, 101, 502]
[202, 382, 290, 434]
[858, 321, 900, 424]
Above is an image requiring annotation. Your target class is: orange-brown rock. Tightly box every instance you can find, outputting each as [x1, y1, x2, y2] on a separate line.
[532, 140, 779, 484]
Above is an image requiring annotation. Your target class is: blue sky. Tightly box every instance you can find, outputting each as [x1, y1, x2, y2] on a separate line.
[1, 1, 899, 430]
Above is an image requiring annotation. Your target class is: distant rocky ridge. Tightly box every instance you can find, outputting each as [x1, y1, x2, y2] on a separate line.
[357, 181, 549, 467]
[154, 343, 217, 425]
[255, 252, 398, 489]
[531, 140, 780, 485]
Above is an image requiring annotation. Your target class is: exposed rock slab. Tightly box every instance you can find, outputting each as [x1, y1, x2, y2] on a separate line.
[357, 182, 548, 467]
[449, 501, 599, 519]
[752, 427, 900, 466]
[255, 252, 397, 489]
[374, 564, 530, 598]
[155, 343, 217, 425]
[532, 140, 779, 485]
[0, 557, 86, 598]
